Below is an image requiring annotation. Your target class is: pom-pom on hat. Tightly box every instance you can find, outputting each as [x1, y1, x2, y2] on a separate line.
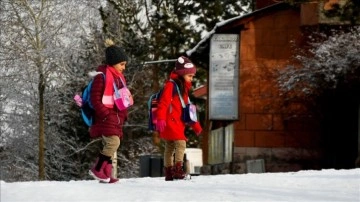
[174, 56, 196, 76]
[105, 39, 128, 66]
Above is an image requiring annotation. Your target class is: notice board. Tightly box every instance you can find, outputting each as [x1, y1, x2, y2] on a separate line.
[209, 34, 239, 120]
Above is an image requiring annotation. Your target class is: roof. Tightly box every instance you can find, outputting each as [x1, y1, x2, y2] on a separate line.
[186, 2, 288, 57]
[192, 84, 207, 99]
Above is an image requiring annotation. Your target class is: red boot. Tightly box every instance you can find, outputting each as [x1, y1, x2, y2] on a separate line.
[164, 166, 174, 181]
[173, 162, 185, 180]
[89, 154, 110, 183]
[104, 160, 119, 183]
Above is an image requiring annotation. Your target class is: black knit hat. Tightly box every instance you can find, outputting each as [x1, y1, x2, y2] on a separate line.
[174, 56, 196, 76]
[105, 39, 128, 66]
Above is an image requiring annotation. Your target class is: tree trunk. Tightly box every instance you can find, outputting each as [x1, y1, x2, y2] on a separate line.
[38, 72, 45, 180]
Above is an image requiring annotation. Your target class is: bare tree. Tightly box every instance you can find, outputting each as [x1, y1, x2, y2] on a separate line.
[0, 0, 102, 181]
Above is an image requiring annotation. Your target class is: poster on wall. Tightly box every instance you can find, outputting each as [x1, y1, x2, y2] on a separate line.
[209, 34, 239, 120]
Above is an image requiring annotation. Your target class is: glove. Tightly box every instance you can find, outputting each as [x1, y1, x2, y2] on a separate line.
[191, 122, 202, 136]
[156, 119, 166, 133]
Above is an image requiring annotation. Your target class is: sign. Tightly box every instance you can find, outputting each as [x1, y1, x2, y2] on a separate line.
[209, 34, 239, 120]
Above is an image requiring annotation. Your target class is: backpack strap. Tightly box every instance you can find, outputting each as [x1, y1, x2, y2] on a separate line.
[169, 79, 190, 109]
[119, 77, 126, 87]
[168, 79, 178, 97]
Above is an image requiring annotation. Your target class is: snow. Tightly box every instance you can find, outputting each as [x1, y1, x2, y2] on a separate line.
[186, 11, 252, 57]
[186, 3, 287, 57]
[2, 169, 359, 201]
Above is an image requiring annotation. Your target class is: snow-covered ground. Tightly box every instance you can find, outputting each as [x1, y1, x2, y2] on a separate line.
[1, 168, 359, 202]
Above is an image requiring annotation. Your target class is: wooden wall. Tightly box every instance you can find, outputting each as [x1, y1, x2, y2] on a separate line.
[232, 9, 323, 173]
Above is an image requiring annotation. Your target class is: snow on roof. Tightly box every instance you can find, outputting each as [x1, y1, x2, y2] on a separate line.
[186, 15, 244, 56]
[186, 2, 284, 56]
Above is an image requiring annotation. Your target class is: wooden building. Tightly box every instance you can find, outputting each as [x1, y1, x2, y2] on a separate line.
[189, 0, 360, 174]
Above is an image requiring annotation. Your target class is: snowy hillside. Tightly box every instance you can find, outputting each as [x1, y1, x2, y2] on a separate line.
[2, 168, 359, 201]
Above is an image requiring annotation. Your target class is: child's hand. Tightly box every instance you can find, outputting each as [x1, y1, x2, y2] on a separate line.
[191, 122, 202, 136]
[156, 120, 166, 133]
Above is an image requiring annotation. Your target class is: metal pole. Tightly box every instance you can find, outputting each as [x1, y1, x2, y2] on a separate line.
[143, 59, 177, 65]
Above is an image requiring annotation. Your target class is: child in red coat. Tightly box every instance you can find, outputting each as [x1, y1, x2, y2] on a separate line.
[156, 56, 202, 181]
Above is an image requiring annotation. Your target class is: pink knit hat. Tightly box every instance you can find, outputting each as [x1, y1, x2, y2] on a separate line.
[174, 56, 196, 76]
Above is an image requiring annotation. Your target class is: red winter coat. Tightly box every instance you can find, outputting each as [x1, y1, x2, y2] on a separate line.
[89, 65, 127, 139]
[156, 74, 201, 141]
